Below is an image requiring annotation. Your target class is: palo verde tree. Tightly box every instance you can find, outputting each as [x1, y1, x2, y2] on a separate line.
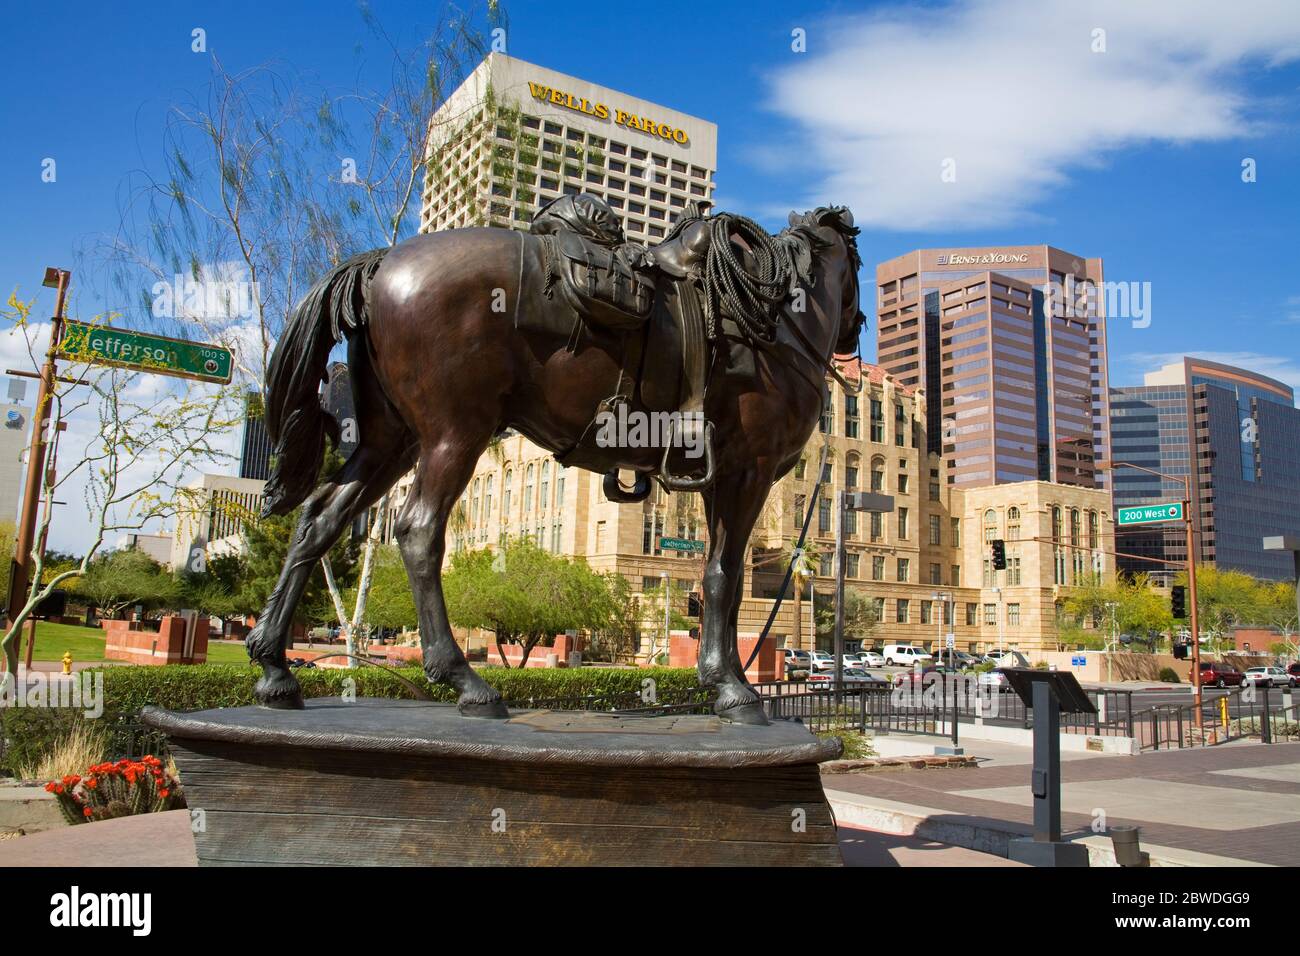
[0, 293, 240, 684]
[443, 537, 615, 668]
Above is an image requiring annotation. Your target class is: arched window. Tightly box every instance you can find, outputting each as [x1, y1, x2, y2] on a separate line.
[483, 475, 494, 526]
[1088, 510, 1099, 549]
[983, 509, 998, 543]
[1051, 506, 1065, 585]
[523, 464, 535, 513]
[845, 453, 860, 489]
[471, 478, 481, 526]
[1006, 506, 1021, 541]
[539, 461, 551, 511]
[555, 466, 566, 508]
[502, 469, 513, 519]
[870, 456, 885, 493]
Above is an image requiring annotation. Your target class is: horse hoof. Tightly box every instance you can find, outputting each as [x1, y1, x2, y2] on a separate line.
[715, 700, 770, 726]
[458, 697, 509, 719]
[254, 673, 305, 710]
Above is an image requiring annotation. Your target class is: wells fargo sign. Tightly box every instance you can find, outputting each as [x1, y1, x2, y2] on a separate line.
[527, 81, 690, 145]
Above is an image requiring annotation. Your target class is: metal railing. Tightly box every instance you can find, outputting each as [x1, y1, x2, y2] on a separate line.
[1137, 685, 1299, 750]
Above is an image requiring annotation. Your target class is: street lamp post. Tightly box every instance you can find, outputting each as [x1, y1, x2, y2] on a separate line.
[1100, 459, 1202, 737]
[834, 491, 894, 703]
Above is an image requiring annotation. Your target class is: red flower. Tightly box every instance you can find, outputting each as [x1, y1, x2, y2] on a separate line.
[158, 789, 170, 798]
[82, 807, 93, 818]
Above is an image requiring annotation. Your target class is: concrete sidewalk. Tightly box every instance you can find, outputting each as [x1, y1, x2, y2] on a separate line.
[837, 824, 1025, 866]
[0, 810, 197, 867]
[824, 740, 1300, 865]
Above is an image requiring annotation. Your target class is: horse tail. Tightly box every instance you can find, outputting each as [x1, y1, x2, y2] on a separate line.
[260, 248, 388, 517]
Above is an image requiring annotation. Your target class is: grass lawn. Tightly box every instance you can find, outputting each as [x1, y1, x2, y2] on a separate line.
[18, 621, 252, 665]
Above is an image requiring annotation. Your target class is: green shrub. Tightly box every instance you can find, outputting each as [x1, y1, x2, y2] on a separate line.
[1158, 667, 1181, 683]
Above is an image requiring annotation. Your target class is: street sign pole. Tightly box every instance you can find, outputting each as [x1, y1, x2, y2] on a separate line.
[6, 269, 70, 668]
[1185, 497, 1202, 738]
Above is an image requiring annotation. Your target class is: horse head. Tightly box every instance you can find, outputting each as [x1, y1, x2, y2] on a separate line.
[788, 206, 865, 357]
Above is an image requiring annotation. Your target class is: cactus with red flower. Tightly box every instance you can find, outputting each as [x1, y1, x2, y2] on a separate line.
[44, 755, 184, 825]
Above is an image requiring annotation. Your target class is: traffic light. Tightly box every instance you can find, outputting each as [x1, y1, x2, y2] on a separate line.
[990, 539, 1007, 571]
[687, 591, 701, 617]
[1171, 585, 1186, 619]
[1172, 642, 1189, 660]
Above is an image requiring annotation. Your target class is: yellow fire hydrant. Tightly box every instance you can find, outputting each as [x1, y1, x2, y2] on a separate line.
[61, 651, 72, 675]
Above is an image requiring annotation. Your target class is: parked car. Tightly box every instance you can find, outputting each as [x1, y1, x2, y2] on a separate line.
[860, 650, 886, 668]
[840, 667, 888, 686]
[783, 648, 811, 666]
[1288, 662, 1300, 679]
[808, 650, 836, 672]
[978, 668, 1010, 689]
[882, 644, 933, 667]
[1193, 662, 1244, 687]
[932, 649, 980, 670]
[1243, 666, 1295, 688]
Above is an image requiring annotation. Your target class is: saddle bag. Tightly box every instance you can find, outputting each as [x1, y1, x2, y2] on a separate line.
[549, 231, 655, 330]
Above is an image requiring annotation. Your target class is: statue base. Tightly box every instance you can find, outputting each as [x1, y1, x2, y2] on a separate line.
[141, 698, 843, 866]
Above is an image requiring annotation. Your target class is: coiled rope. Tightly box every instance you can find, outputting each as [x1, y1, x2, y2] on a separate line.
[701, 214, 795, 343]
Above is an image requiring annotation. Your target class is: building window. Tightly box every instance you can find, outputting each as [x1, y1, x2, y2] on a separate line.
[951, 518, 961, 547]
[984, 603, 997, 626]
[921, 600, 933, 625]
[983, 558, 994, 588]
[502, 469, 513, 519]
[966, 603, 977, 627]
[1007, 556, 1021, 586]
[870, 511, 883, 541]
[523, 464, 534, 513]
[872, 555, 885, 581]
[792, 493, 806, 530]
[983, 509, 998, 543]
[846, 455, 859, 489]
[898, 507, 909, 539]
[897, 558, 910, 582]
[929, 515, 941, 546]
[819, 391, 833, 434]
[844, 395, 860, 438]
[1007, 603, 1021, 627]
[846, 553, 860, 578]
[871, 458, 885, 492]
[1051, 506, 1065, 585]
[819, 553, 833, 577]
[870, 399, 884, 442]
[896, 599, 910, 624]
[929, 481, 940, 501]
[898, 474, 909, 495]
[539, 461, 550, 511]
[818, 497, 832, 534]
[929, 562, 942, 585]
[951, 565, 961, 587]
[1007, 506, 1020, 541]
[894, 402, 906, 446]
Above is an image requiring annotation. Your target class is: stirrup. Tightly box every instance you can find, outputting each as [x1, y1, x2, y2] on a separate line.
[659, 417, 716, 491]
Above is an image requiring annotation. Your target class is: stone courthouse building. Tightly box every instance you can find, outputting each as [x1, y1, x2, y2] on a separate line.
[372, 359, 1112, 657]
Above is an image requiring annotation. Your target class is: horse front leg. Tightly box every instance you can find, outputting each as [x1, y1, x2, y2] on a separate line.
[700, 470, 771, 725]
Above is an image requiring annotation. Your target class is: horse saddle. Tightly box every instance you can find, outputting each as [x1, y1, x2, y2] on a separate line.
[531, 194, 715, 493]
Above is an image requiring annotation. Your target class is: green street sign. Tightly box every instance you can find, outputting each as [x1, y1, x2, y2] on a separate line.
[1116, 501, 1184, 527]
[659, 536, 704, 554]
[58, 321, 234, 384]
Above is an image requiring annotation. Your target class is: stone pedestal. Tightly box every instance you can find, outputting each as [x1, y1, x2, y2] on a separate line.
[142, 698, 842, 867]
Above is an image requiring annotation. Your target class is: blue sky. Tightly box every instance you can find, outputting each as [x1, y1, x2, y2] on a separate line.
[1, 0, 1298, 551]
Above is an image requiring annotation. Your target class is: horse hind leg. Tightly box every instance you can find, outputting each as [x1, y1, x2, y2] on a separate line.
[247, 432, 412, 708]
[395, 447, 507, 718]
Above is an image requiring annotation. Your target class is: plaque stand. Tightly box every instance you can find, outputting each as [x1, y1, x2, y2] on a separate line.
[142, 698, 843, 867]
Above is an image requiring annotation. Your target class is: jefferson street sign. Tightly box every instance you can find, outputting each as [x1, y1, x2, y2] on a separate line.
[58, 321, 233, 384]
[659, 536, 704, 553]
[1116, 501, 1184, 527]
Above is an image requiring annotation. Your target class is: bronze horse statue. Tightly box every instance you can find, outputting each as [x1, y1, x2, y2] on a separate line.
[246, 202, 864, 725]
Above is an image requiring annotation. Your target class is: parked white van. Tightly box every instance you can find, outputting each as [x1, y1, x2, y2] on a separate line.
[882, 644, 933, 666]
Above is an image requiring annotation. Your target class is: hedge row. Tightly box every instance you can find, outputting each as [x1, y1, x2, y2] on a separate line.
[1, 663, 703, 774]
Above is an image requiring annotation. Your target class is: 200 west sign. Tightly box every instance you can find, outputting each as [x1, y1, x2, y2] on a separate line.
[527, 82, 690, 145]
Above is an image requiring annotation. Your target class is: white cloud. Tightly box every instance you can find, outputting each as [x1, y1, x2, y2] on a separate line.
[763, 0, 1300, 229]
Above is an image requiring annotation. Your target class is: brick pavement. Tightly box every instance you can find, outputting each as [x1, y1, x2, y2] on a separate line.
[824, 740, 1300, 865]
